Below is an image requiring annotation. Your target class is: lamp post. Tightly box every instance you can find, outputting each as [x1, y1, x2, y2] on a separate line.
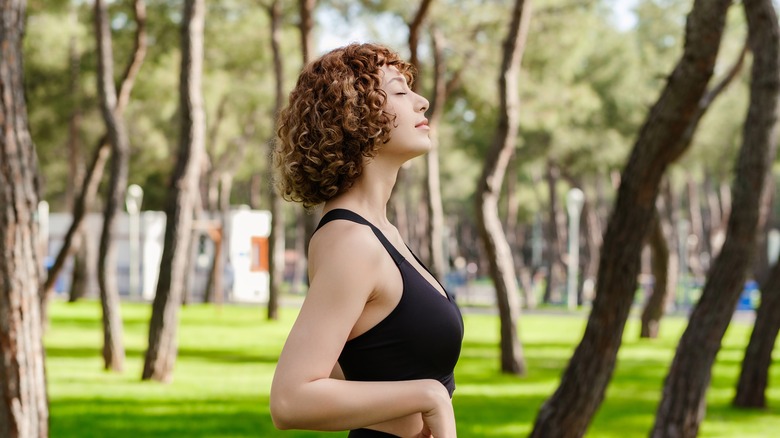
[125, 184, 143, 298]
[768, 229, 780, 266]
[566, 188, 584, 310]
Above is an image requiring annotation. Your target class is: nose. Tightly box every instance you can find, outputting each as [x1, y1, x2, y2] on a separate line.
[417, 94, 429, 113]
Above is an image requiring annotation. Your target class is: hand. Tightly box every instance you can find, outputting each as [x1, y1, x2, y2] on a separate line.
[417, 382, 456, 438]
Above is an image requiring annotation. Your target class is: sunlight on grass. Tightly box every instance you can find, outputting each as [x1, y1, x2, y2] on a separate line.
[44, 300, 780, 437]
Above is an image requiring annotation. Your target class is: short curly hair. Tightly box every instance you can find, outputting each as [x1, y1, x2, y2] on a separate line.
[273, 43, 415, 208]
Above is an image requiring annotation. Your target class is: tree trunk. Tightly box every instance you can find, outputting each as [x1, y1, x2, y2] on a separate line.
[543, 162, 566, 304]
[580, 177, 605, 303]
[68, 228, 98, 302]
[686, 177, 707, 277]
[41, 0, 146, 311]
[423, 28, 448, 281]
[293, 0, 319, 289]
[474, 0, 531, 375]
[734, 258, 780, 408]
[651, 0, 779, 435]
[142, 0, 205, 383]
[41, 137, 108, 300]
[266, 0, 285, 320]
[65, 20, 84, 212]
[530, 1, 732, 436]
[407, 0, 433, 92]
[0, 0, 49, 435]
[94, 0, 129, 372]
[298, 0, 315, 66]
[640, 208, 676, 338]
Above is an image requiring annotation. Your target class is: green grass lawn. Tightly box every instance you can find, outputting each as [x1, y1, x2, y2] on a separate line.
[45, 299, 780, 437]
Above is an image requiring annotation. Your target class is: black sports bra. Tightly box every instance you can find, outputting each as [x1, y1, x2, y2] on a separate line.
[314, 209, 464, 397]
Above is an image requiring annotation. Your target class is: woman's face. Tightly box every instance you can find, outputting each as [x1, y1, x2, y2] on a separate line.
[379, 65, 431, 159]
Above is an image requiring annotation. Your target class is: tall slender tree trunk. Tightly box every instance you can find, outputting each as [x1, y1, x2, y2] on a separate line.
[266, 0, 285, 320]
[543, 161, 566, 304]
[65, 16, 83, 213]
[41, 0, 147, 310]
[734, 257, 780, 408]
[298, 0, 315, 66]
[142, 0, 205, 383]
[0, 0, 49, 435]
[94, 0, 129, 372]
[292, 0, 319, 289]
[651, 0, 779, 435]
[474, 0, 531, 375]
[424, 28, 447, 281]
[530, 1, 731, 436]
[69, 233, 97, 302]
[640, 208, 676, 338]
[686, 177, 707, 278]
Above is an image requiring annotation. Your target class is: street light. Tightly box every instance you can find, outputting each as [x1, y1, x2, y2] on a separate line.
[769, 229, 780, 266]
[566, 188, 584, 311]
[125, 184, 143, 298]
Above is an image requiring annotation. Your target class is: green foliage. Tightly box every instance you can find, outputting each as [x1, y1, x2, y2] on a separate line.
[24, 0, 755, 220]
[46, 300, 780, 437]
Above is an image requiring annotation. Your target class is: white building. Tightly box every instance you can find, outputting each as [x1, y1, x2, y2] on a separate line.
[45, 208, 272, 303]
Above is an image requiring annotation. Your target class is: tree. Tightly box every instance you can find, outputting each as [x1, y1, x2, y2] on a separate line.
[651, 0, 780, 434]
[423, 27, 457, 282]
[640, 204, 676, 338]
[639, 43, 747, 338]
[474, 0, 531, 375]
[734, 254, 780, 408]
[265, 0, 285, 321]
[142, 0, 206, 382]
[41, 0, 147, 311]
[0, 0, 49, 435]
[94, 0, 135, 372]
[530, 0, 733, 435]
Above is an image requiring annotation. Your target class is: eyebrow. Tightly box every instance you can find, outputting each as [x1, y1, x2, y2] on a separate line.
[386, 76, 406, 85]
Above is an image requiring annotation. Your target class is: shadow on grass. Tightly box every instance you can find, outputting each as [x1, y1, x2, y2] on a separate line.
[177, 347, 280, 364]
[51, 397, 272, 438]
[50, 397, 344, 438]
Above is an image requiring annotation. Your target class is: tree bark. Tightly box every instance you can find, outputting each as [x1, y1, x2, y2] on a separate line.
[142, 0, 205, 383]
[94, 0, 131, 372]
[474, 0, 531, 375]
[530, 1, 732, 436]
[651, 0, 779, 435]
[0, 0, 49, 435]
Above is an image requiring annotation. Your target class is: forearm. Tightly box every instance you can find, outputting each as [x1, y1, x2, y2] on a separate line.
[270, 378, 449, 432]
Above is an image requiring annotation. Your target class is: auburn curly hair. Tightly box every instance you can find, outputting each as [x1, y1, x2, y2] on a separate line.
[273, 43, 415, 208]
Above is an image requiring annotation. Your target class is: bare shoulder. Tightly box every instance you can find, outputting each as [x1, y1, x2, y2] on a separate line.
[307, 219, 385, 276]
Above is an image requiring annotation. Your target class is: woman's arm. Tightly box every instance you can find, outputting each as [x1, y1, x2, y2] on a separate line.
[269, 221, 456, 436]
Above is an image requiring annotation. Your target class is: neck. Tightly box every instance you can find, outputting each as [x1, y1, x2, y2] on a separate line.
[324, 157, 403, 226]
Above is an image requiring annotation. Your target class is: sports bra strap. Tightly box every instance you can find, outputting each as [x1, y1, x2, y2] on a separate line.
[315, 209, 405, 266]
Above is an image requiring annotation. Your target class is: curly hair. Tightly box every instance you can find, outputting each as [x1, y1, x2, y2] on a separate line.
[273, 43, 415, 208]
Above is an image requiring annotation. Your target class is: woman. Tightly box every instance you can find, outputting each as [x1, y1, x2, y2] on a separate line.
[270, 43, 463, 438]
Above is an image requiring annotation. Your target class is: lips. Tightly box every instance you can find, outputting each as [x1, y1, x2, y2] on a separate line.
[415, 119, 429, 128]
